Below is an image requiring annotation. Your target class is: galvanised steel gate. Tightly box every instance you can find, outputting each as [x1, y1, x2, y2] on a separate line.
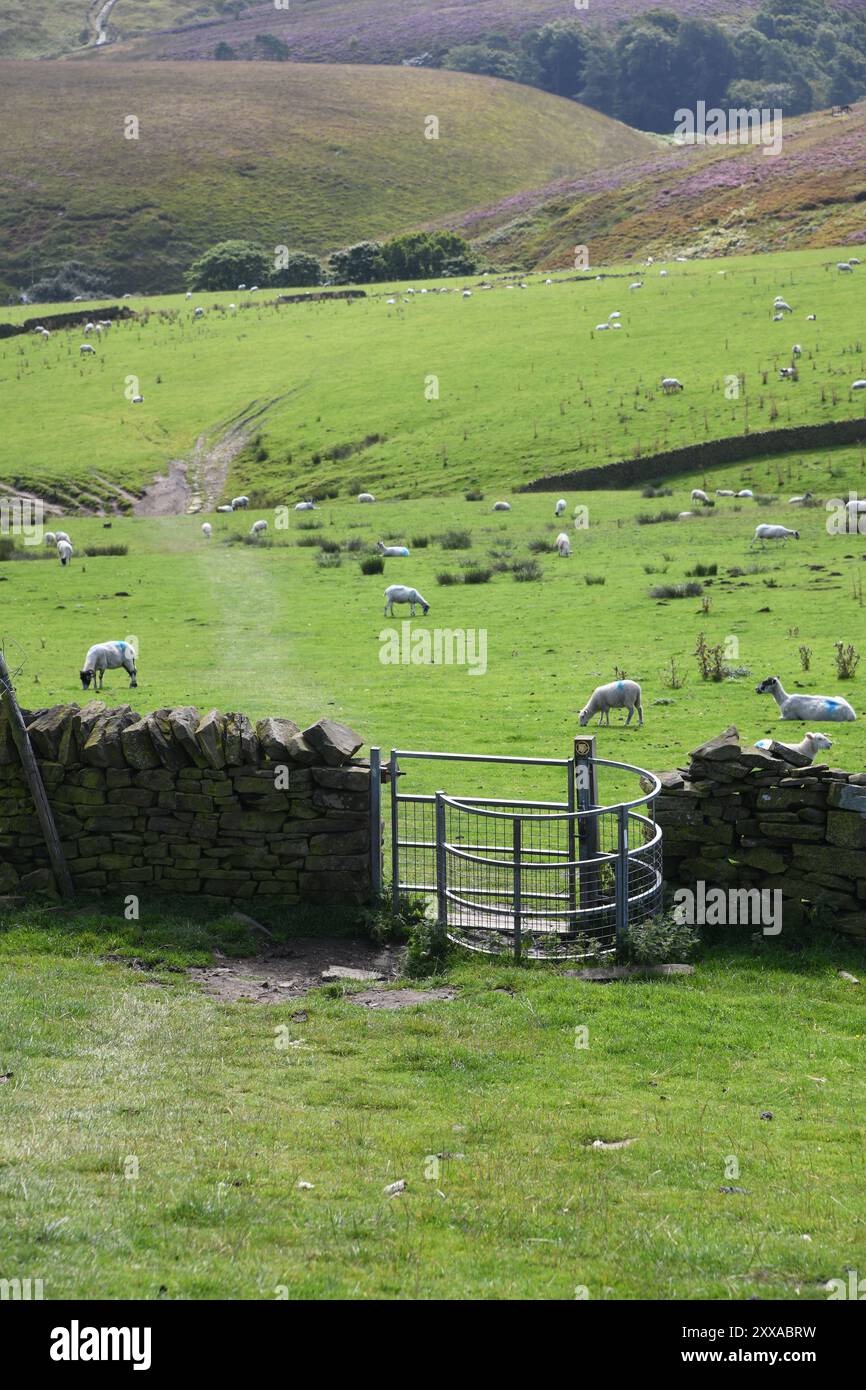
[369, 737, 663, 961]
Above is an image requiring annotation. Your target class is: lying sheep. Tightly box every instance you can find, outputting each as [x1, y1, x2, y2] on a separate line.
[493, 501, 511, 512]
[752, 524, 799, 546]
[555, 532, 571, 557]
[755, 731, 832, 762]
[755, 675, 856, 722]
[579, 679, 643, 727]
[716, 489, 735, 496]
[384, 585, 429, 617]
[294, 501, 317, 511]
[737, 489, 754, 498]
[377, 541, 410, 558]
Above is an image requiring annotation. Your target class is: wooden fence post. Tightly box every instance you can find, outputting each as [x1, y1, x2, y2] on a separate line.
[0, 649, 74, 899]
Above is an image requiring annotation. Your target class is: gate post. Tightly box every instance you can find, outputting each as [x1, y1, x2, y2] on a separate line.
[512, 815, 522, 962]
[615, 804, 630, 961]
[389, 749, 400, 911]
[435, 792, 448, 937]
[574, 735, 599, 923]
[369, 747, 382, 900]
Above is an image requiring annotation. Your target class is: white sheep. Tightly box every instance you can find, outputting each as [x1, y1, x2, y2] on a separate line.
[185, 291, 192, 299]
[716, 489, 735, 496]
[57, 539, 74, 566]
[608, 311, 621, 320]
[792, 344, 802, 357]
[737, 489, 754, 498]
[79, 344, 96, 355]
[755, 731, 832, 762]
[691, 488, 713, 505]
[555, 499, 567, 517]
[43, 531, 56, 546]
[194, 307, 204, 317]
[231, 496, 249, 509]
[54, 530, 70, 543]
[555, 532, 571, 557]
[755, 676, 856, 722]
[752, 524, 799, 546]
[852, 380, 866, 391]
[358, 493, 375, 503]
[579, 679, 643, 727]
[131, 395, 144, 404]
[806, 314, 816, 321]
[84, 322, 95, 334]
[216, 504, 234, 513]
[595, 323, 611, 331]
[202, 522, 212, 538]
[250, 519, 268, 536]
[850, 257, 862, 266]
[493, 501, 511, 512]
[678, 511, 694, 518]
[788, 492, 813, 504]
[80, 640, 137, 690]
[662, 378, 684, 393]
[774, 300, 793, 313]
[629, 282, 643, 290]
[384, 585, 429, 617]
[377, 541, 410, 557]
[837, 262, 854, 273]
[779, 367, 797, 379]
[294, 501, 317, 511]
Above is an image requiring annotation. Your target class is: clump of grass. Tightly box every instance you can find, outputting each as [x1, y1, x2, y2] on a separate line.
[241, 534, 274, 547]
[315, 550, 341, 569]
[360, 555, 384, 575]
[650, 582, 703, 599]
[318, 538, 340, 554]
[528, 538, 550, 555]
[512, 559, 543, 582]
[755, 494, 780, 506]
[584, 574, 606, 586]
[636, 510, 681, 525]
[295, 535, 320, 547]
[436, 570, 461, 586]
[411, 535, 429, 548]
[82, 544, 129, 558]
[641, 485, 673, 498]
[464, 489, 484, 502]
[439, 529, 472, 550]
[834, 641, 860, 679]
[344, 536, 364, 552]
[686, 562, 717, 577]
[463, 566, 492, 584]
[296, 518, 322, 531]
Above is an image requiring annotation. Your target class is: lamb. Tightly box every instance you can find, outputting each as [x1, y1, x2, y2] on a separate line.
[779, 367, 797, 379]
[231, 496, 249, 509]
[80, 640, 137, 691]
[555, 532, 571, 557]
[755, 731, 832, 762]
[691, 488, 712, 505]
[250, 519, 268, 536]
[752, 524, 799, 546]
[662, 378, 684, 393]
[377, 541, 410, 557]
[358, 493, 375, 503]
[755, 675, 856, 722]
[384, 585, 429, 617]
[201, 522, 212, 538]
[555, 499, 567, 517]
[579, 679, 643, 728]
[57, 540, 73, 566]
[493, 501, 511, 511]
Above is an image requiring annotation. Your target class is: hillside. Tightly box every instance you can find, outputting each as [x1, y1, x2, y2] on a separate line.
[0, 60, 656, 298]
[0, 1, 225, 59]
[433, 104, 866, 267]
[1, 248, 863, 509]
[17, 0, 755, 64]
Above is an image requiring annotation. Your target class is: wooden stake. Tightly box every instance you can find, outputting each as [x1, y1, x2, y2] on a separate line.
[0, 648, 74, 899]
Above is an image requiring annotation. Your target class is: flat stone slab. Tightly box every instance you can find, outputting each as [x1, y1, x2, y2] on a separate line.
[321, 965, 384, 982]
[565, 964, 695, 982]
[348, 987, 458, 1009]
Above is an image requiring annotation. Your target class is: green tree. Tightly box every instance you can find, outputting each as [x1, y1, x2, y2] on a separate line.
[270, 250, 323, 289]
[186, 240, 271, 291]
[214, 42, 236, 61]
[380, 232, 476, 280]
[327, 242, 385, 285]
[253, 34, 289, 61]
[530, 20, 590, 98]
[442, 42, 523, 82]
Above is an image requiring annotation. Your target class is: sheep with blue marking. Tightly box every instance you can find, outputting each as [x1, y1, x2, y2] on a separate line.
[377, 541, 410, 558]
[579, 679, 643, 727]
[755, 676, 855, 722]
[755, 731, 832, 762]
[80, 640, 137, 691]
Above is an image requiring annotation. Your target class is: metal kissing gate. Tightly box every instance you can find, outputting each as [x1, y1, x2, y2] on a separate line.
[368, 737, 663, 961]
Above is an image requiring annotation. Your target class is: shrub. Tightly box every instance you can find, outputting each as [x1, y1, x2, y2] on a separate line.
[636, 510, 681, 525]
[360, 555, 384, 575]
[528, 538, 550, 555]
[82, 545, 129, 557]
[834, 641, 860, 679]
[363, 891, 429, 948]
[625, 912, 700, 966]
[318, 538, 340, 554]
[344, 537, 364, 552]
[186, 239, 271, 292]
[694, 632, 726, 681]
[296, 518, 322, 531]
[464, 488, 484, 501]
[512, 559, 542, 582]
[436, 571, 461, 586]
[650, 582, 702, 599]
[463, 566, 492, 584]
[584, 573, 606, 586]
[295, 535, 320, 547]
[327, 241, 385, 286]
[315, 550, 341, 569]
[26, 259, 114, 303]
[270, 250, 323, 289]
[380, 231, 476, 280]
[439, 529, 472, 550]
[686, 562, 718, 577]
[410, 535, 429, 548]
[640, 485, 672, 498]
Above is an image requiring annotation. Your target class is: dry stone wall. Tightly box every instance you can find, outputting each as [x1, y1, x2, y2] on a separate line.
[651, 726, 866, 939]
[0, 699, 373, 906]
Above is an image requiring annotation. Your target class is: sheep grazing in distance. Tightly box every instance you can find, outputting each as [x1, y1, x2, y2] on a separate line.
[131, 395, 144, 404]
[84, 322, 95, 334]
[779, 367, 797, 380]
[80, 640, 137, 691]
[788, 492, 813, 504]
[294, 501, 316, 511]
[837, 262, 854, 273]
[57, 540, 74, 566]
[358, 493, 375, 503]
[792, 344, 802, 357]
[691, 488, 713, 506]
[185, 291, 192, 299]
[201, 523, 212, 538]
[737, 488, 754, 498]
[850, 257, 862, 266]
[662, 378, 684, 393]
[806, 314, 816, 320]
[54, 530, 70, 543]
[755, 675, 856, 722]
[555, 532, 571, 557]
[579, 679, 643, 728]
[377, 541, 410, 558]
[608, 311, 621, 320]
[231, 496, 249, 509]
[555, 499, 567, 517]
[79, 344, 96, 355]
[752, 524, 799, 546]
[852, 380, 866, 391]
[774, 300, 793, 313]
[493, 501, 511, 511]
[755, 731, 832, 762]
[659, 269, 668, 277]
[43, 531, 56, 546]
[194, 307, 204, 317]
[595, 323, 611, 331]
[384, 585, 429, 617]
[716, 489, 735, 496]
[773, 313, 784, 321]
[216, 504, 233, 513]
[250, 520, 268, 537]
[629, 281, 643, 290]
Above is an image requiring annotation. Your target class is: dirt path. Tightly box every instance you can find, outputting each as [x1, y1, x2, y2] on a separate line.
[187, 937, 402, 1004]
[89, 0, 121, 47]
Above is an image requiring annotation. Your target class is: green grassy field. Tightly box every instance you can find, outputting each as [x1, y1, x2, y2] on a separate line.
[0, 59, 655, 296]
[1, 906, 863, 1300]
[3, 248, 865, 508]
[0, 1, 229, 58]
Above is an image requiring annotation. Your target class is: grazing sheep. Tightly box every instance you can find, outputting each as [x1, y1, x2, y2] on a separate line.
[194, 307, 204, 317]
[43, 531, 56, 546]
[608, 311, 621, 320]
[384, 585, 429, 617]
[662, 378, 684, 393]
[806, 314, 816, 320]
[79, 344, 96, 355]
[57, 540, 74, 566]
[131, 395, 144, 404]
[774, 300, 793, 313]
[773, 313, 784, 321]
[54, 531, 70, 543]
[579, 679, 643, 728]
[555, 499, 567, 517]
[358, 493, 375, 503]
[231, 496, 249, 509]
[755, 675, 856, 722]
[659, 269, 668, 277]
[837, 262, 854, 273]
[216, 504, 234, 513]
[294, 501, 316, 511]
[788, 492, 813, 504]
[850, 257, 862, 266]
[250, 520, 268, 536]
[737, 489, 754, 498]
[691, 489, 713, 505]
[555, 532, 571, 557]
[852, 380, 866, 391]
[752, 524, 799, 546]
[628, 281, 643, 290]
[716, 489, 735, 496]
[185, 291, 192, 299]
[80, 640, 137, 691]
[779, 367, 797, 379]
[202, 523, 212, 538]
[377, 541, 410, 558]
[755, 731, 832, 762]
[84, 322, 95, 334]
[595, 323, 611, 331]
[493, 501, 511, 512]
[462, 290, 472, 298]
[792, 344, 802, 357]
